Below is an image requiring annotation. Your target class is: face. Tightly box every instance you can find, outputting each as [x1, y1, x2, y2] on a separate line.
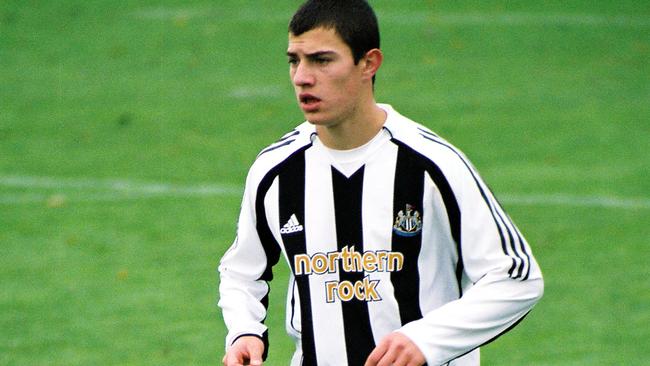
[287, 27, 368, 127]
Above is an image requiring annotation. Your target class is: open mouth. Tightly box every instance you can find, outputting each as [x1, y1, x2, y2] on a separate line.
[299, 94, 322, 112]
[300, 95, 320, 104]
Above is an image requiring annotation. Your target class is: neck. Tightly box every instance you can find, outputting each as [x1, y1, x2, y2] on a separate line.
[316, 102, 387, 150]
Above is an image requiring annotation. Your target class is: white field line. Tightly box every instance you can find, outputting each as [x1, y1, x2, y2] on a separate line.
[131, 6, 213, 20]
[1, 175, 649, 209]
[0, 175, 241, 204]
[131, 7, 650, 28]
[379, 12, 650, 27]
[0, 192, 163, 204]
[499, 193, 650, 210]
[229, 85, 284, 99]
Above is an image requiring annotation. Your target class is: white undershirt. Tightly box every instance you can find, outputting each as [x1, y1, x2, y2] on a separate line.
[315, 128, 391, 177]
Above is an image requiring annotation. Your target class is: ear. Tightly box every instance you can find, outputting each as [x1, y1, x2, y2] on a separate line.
[361, 48, 383, 81]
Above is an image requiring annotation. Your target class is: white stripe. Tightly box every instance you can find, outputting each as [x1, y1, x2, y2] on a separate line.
[131, 7, 650, 28]
[304, 147, 347, 365]
[362, 142, 402, 344]
[0, 175, 648, 209]
[421, 172, 459, 307]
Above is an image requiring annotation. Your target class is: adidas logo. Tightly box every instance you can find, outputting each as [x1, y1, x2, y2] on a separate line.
[280, 214, 304, 234]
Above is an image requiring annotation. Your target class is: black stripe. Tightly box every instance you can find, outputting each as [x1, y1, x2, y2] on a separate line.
[255, 172, 282, 282]
[392, 140, 464, 296]
[391, 146, 425, 325]
[503, 213, 531, 280]
[277, 148, 317, 366]
[253, 168, 283, 360]
[278, 130, 300, 142]
[491, 206, 521, 278]
[417, 126, 440, 138]
[513, 228, 532, 280]
[331, 166, 376, 365]
[289, 278, 298, 335]
[258, 139, 296, 157]
[419, 133, 529, 279]
[488, 187, 533, 280]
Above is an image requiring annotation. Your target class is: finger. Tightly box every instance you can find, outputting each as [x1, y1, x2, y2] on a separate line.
[365, 340, 389, 366]
[223, 358, 243, 366]
[223, 351, 245, 366]
[246, 343, 263, 366]
[375, 347, 398, 366]
[394, 346, 425, 366]
[224, 358, 244, 366]
[392, 351, 412, 366]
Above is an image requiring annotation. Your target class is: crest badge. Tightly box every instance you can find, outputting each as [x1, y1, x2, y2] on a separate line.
[393, 204, 422, 237]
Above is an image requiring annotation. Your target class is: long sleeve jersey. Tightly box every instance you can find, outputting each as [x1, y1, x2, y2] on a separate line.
[218, 104, 544, 366]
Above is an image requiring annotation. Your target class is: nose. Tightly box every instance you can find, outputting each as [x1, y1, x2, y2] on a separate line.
[292, 63, 315, 87]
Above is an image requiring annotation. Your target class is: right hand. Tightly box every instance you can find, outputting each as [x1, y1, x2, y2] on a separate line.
[222, 336, 265, 366]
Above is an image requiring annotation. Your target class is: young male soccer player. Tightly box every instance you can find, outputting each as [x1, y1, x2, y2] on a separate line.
[219, 1, 544, 365]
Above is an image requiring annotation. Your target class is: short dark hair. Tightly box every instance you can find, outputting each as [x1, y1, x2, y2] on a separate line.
[289, 0, 380, 65]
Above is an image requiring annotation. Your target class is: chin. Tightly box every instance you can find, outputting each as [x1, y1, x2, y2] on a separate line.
[306, 116, 325, 125]
[302, 109, 342, 128]
[304, 112, 329, 126]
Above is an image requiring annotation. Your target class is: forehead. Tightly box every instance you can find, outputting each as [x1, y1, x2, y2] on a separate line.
[287, 27, 351, 56]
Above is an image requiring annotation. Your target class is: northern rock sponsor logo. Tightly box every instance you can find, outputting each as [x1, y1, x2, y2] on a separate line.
[293, 246, 404, 303]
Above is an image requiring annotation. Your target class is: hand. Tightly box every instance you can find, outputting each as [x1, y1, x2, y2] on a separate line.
[365, 332, 425, 366]
[222, 336, 264, 366]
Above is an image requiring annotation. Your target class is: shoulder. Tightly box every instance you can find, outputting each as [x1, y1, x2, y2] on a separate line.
[382, 105, 471, 172]
[246, 121, 315, 187]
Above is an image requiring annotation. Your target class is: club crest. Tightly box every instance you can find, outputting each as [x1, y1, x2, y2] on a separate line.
[393, 204, 422, 237]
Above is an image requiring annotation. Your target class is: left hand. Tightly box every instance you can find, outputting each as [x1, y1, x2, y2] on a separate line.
[364, 332, 426, 366]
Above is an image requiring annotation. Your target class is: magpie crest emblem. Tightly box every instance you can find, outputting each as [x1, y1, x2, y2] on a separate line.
[393, 204, 422, 237]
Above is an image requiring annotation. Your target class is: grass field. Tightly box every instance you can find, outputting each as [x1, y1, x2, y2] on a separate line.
[1, 1, 649, 365]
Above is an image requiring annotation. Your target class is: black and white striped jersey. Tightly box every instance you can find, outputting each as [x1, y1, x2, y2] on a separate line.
[219, 104, 543, 366]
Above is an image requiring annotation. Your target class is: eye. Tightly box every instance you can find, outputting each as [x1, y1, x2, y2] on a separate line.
[288, 58, 298, 66]
[314, 57, 330, 65]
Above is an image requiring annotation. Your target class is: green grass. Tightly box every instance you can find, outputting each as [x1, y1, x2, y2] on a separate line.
[1, 1, 649, 365]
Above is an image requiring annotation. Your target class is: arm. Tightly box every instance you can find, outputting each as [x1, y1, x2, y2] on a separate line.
[398, 275, 543, 365]
[218, 170, 276, 361]
[373, 148, 544, 366]
[368, 276, 543, 366]
[402, 156, 544, 365]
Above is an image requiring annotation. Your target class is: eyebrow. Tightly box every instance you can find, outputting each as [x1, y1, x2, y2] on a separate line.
[286, 50, 338, 58]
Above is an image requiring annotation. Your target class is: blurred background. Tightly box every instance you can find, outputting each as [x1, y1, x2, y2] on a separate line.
[1, 0, 648, 364]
